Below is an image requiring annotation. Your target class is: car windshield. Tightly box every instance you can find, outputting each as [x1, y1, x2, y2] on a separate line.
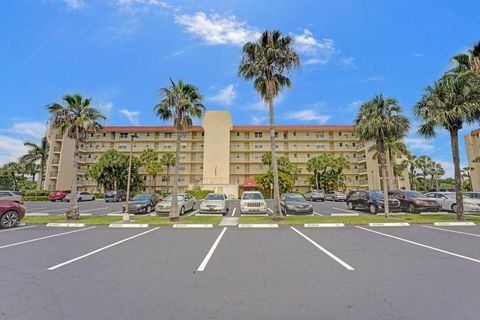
[205, 194, 225, 200]
[464, 193, 479, 199]
[369, 191, 384, 199]
[403, 191, 424, 198]
[285, 195, 306, 202]
[132, 194, 151, 201]
[164, 195, 185, 201]
[242, 193, 263, 200]
[312, 189, 323, 193]
[334, 192, 345, 195]
[444, 193, 456, 199]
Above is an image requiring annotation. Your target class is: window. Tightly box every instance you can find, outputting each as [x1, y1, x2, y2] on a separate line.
[293, 132, 296, 137]
[339, 142, 343, 147]
[90, 133, 94, 137]
[307, 154, 310, 158]
[146, 133, 150, 137]
[338, 132, 342, 136]
[120, 132, 128, 138]
[103, 133, 106, 137]
[236, 132, 240, 137]
[164, 144, 172, 150]
[353, 142, 356, 147]
[306, 132, 309, 136]
[164, 132, 172, 138]
[236, 154, 240, 158]
[181, 143, 187, 149]
[275, 132, 278, 138]
[294, 153, 297, 158]
[317, 144, 325, 149]
[254, 132, 263, 138]
[283, 132, 288, 138]
[316, 132, 324, 138]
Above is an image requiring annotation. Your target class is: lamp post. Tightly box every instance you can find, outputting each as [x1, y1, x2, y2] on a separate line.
[123, 133, 138, 222]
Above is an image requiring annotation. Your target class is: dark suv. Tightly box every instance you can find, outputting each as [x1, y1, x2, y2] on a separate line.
[388, 190, 441, 213]
[346, 190, 401, 214]
[104, 190, 127, 202]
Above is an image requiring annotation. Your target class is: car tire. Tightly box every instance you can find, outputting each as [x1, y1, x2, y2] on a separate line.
[78, 198, 82, 202]
[51, 200, 55, 202]
[451, 204, 457, 213]
[347, 202, 355, 210]
[146, 205, 152, 213]
[369, 204, 378, 214]
[92, 196, 96, 201]
[180, 206, 185, 216]
[0, 210, 19, 229]
[407, 204, 416, 213]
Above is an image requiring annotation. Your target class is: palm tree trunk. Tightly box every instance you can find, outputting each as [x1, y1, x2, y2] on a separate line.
[378, 142, 390, 218]
[153, 174, 156, 192]
[268, 99, 281, 220]
[38, 157, 45, 189]
[166, 166, 170, 194]
[450, 129, 464, 221]
[386, 152, 394, 190]
[67, 138, 80, 219]
[170, 130, 181, 220]
[315, 170, 319, 189]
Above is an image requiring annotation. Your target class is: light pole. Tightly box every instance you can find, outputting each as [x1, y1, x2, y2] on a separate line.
[123, 133, 138, 222]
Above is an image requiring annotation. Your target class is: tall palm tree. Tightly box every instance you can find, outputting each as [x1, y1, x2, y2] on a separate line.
[160, 152, 175, 194]
[415, 73, 480, 220]
[19, 137, 49, 189]
[145, 160, 163, 193]
[430, 161, 445, 189]
[368, 138, 409, 189]
[450, 42, 480, 76]
[154, 79, 205, 220]
[140, 148, 158, 192]
[47, 94, 106, 219]
[354, 95, 410, 217]
[238, 30, 300, 220]
[404, 152, 417, 190]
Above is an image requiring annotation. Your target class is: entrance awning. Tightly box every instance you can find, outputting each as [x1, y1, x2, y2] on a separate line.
[239, 178, 257, 188]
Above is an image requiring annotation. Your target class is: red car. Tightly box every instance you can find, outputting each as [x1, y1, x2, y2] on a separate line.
[48, 190, 71, 202]
[0, 201, 26, 228]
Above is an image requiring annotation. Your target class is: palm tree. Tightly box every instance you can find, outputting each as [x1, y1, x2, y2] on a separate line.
[450, 42, 480, 76]
[140, 148, 158, 192]
[160, 152, 175, 194]
[1, 162, 21, 191]
[415, 155, 433, 191]
[404, 152, 417, 190]
[331, 156, 350, 191]
[354, 95, 410, 217]
[154, 79, 205, 220]
[145, 160, 163, 193]
[462, 166, 474, 191]
[238, 30, 300, 220]
[430, 161, 445, 189]
[47, 94, 106, 219]
[19, 137, 49, 189]
[415, 73, 480, 220]
[368, 138, 409, 189]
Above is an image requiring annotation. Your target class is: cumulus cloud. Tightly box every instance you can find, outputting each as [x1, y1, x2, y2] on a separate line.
[208, 85, 236, 105]
[0, 135, 30, 165]
[405, 137, 434, 151]
[120, 108, 140, 125]
[0, 121, 47, 139]
[293, 29, 336, 65]
[113, 0, 171, 13]
[251, 116, 268, 125]
[284, 109, 331, 124]
[97, 101, 114, 116]
[175, 12, 261, 46]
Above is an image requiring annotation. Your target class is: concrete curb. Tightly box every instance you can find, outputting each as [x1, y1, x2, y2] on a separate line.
[368, 223, 410, 227]
[330, 213, 359, 217]
[238, 224, 278, 228]
[195, 213, 224, 217]
[433, 222, 476, 226]
[304, 223, 345, 228]
[46, 223, 86, 228]
[420, 212, 452, 215]
[173, 224, 213, 228]
[109, 223, 149, 228]
[26, 213, 49, 216]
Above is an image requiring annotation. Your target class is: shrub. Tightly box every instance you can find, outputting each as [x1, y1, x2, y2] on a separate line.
[23, 190, 51, 196]
[185, 189, 215, 199]
[24, 196, 49, 201]
[92, 193, 104, 199]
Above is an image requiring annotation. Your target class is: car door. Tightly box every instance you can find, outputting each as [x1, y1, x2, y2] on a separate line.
[358, 192, 369, 209]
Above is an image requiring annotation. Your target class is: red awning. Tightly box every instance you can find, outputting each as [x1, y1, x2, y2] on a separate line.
[239, 178, 257, 188]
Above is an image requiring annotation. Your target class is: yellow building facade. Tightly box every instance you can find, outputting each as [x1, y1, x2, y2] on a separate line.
[44, 111, 409, 197]
[464, 129, 480, 191]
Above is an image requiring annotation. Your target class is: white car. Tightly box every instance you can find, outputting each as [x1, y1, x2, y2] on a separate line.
[155, 194, 196, 215]
[200, 193, 229, 215]
[325, 191, 347, 201]
[424, 192, 480, 213]
[65, 191, 95, 202]
[240, 191, 267, 214]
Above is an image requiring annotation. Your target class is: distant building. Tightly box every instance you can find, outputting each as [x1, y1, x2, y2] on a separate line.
[464, 128, 480, 191]
[44, 110, 409, 197]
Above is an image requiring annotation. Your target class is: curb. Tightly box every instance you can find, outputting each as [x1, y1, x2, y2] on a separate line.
[195, 213, 224, 217]
[330, 213, 359, 217]
[368, 223, 410, 227]
[109, 223, 149, 228]
[238, 224, 278, 228]
[304, 223, 345, 228]
[433, 222, 475, 226]
[46, 223, 86, 228]
[173, 224, 213, 228]
[26, 213, 49, 216]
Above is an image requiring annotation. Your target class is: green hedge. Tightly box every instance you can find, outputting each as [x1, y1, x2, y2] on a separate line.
[92, 193, 104, 199]
[185, 189, 215, 199]
[23, 190, 51, 196]
[24, 195, 49, 201]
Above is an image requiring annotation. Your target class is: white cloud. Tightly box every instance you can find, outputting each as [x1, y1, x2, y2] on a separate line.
[0, 135, 29, 165]
[339, 57, 355, 66]
[414, 53, 423, 57]
[293, 29, 336, 65]
[347, 100, 363, 109]
[0, 121, 47, 139]
[97, 101, 114, 116]
[245, 93, 285, 112]
[405, 137, 434, 151]
[113, 0, 170, 11]
[284, 109, 331, 124]
[208, 85, 236, 106]
[120, 109, 140, 125]
[175, 12, 261, 46]
[63, 0, 86, 10]
[251, 116, 268, 125]
[434, 160, 466, 179]
[352, 76, 385, 83]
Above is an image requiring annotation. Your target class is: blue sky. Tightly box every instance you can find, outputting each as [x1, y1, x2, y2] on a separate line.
[1, 0, 479, 177]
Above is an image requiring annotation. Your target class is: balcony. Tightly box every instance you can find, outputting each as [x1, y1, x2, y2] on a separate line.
[53, 147, 62, 153]
[55, 134, 63, 140]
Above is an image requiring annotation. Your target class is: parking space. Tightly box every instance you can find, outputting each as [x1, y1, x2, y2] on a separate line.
[2, 223, 480, 319]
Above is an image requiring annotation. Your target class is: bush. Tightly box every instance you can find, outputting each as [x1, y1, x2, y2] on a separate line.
[24, 195, 49, 201]
[185, 189, 215, 199]
[23, 190, 51, 196]
[92, 193, 104, 199]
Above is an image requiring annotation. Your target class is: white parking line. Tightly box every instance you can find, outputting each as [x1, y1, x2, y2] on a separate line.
[231, 208, 236, 217]
[0, 225, 36, 233]
[48, 227, 160, 270]
[290, 227, 355, 271]
[26, 207, 47, 211]
[267, 208, 273, 213]
[422, 225, 480, 238]
[0, 227, 95, 250]
[356, 226, 480, 264]
[313, 212, 323, 216]
[332, 207, 358, 214]
[197, 227, 227, 272]
[184, 209, 199, 217]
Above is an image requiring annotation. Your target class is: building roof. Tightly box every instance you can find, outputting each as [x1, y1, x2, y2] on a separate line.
[470, 128, 480, 136]
[232, 125, 354, 132]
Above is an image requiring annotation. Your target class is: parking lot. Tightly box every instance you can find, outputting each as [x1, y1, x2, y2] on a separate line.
[23, 199, 360, 217]
[1, 223, 479, 319]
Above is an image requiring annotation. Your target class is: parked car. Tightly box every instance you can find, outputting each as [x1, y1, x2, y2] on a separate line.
[0, 201, 26, 228]
[280, 193, 313, 215]
[240, 191, 267, 214]
[0, 191, 24, 204]
[388, 190, 441, 213]
[304, 189, 325, 202]
[155, 193, 196, 215]
[463, 192, 480, 200]
[427, 188, 455, 192]
[48, 190, 70, 202]
[104, 190, 127, 202]
[124, 193, 161, 214]
[424, 192, 480, 213]
[199, 193, 229, 215]
[65, 191, 95, 202]
[325, 191, 347, 202]
[346, 190, 401, 214]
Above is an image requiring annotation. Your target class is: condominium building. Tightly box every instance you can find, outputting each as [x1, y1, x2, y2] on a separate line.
[44, 111, 410, 197]
[464, 128, 480, 191]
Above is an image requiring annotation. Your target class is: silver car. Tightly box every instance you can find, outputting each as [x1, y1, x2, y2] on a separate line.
[199, 193, 229, 215]
[325, 191, 347, 201]
[65, 191, 95, 202]
[424, 192, 480, 213]
[155, 193, 196, 215]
